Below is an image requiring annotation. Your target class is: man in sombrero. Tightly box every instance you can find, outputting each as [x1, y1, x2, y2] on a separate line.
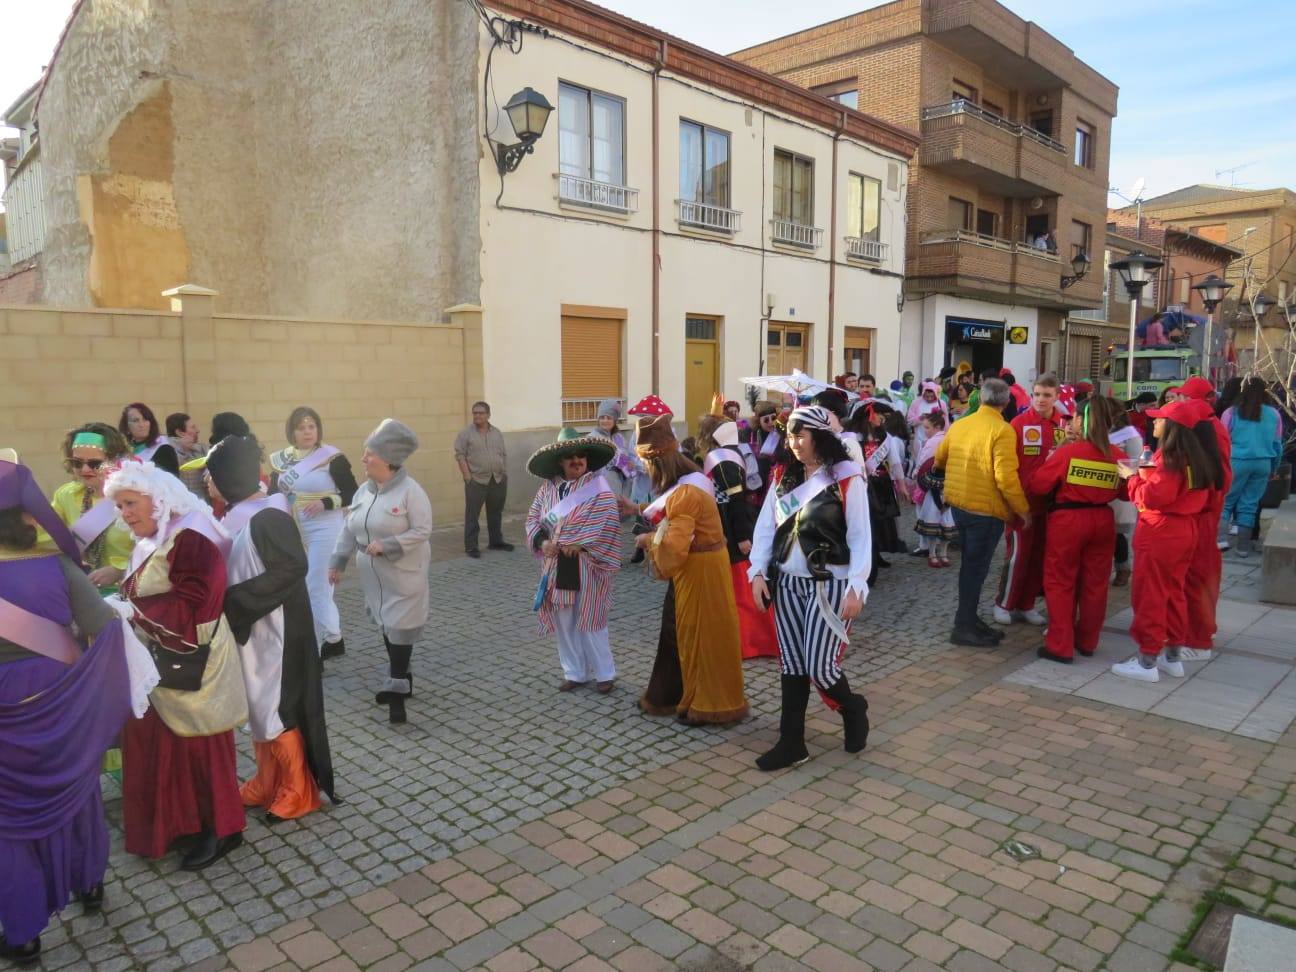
[524, 428, 623, 693]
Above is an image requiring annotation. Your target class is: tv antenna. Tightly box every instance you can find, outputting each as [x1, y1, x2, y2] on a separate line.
[1215, 162, 1255, 187]
[1109, 177, 1147, 241]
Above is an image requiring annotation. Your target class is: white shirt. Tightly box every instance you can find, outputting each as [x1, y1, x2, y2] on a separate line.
[747, 467, 872, 599]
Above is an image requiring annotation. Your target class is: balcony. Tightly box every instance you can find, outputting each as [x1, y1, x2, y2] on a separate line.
[920, 100, 1065, 197]
[557, 173, 639, 215]
[845, 237, 889, 263]
[677, 199, 741, 234]
[912, 229, 1101, 310]
[770, 218, 823, 249]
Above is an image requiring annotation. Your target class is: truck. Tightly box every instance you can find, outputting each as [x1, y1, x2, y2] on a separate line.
[1098, 346, 1199, 400]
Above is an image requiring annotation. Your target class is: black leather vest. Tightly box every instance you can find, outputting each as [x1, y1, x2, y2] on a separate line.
[773, 479, 850, 574]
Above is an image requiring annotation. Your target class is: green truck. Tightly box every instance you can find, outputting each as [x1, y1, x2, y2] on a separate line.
[1099, 346, 1202, 400]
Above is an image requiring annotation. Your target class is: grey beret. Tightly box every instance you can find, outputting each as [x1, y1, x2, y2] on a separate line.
[597, 398, 622, 421]
[365, 418, 419, 466]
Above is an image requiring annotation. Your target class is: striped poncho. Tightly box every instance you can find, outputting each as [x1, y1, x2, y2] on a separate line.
[525, 471, 622, 634]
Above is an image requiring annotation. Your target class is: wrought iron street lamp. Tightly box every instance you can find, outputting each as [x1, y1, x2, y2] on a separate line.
[1191, 274, 1232, 383]
[1060, 250, 1091, 290]
[1110, 251, 1164, 396]
[494, 86, 554, 174]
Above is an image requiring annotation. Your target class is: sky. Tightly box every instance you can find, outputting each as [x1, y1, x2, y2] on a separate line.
[2, 0, 1294, 211]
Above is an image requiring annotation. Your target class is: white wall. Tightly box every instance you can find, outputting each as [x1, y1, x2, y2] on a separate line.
[902, 294, 1039, 381]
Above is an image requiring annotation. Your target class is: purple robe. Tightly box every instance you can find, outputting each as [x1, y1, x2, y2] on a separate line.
[0, 555, 132, 945]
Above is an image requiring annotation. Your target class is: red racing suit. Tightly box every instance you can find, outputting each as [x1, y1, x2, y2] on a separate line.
[1171, 417, 1232, 650]
[1127, 458, 1209, 656]
[1028, 440, 1126, 659]
[996, 407, 1068, 612]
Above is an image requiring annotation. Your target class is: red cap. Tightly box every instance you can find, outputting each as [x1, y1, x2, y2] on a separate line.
[1165, 386, 1181, 397]
[1146, 399, 1206, 426]
[1075, 381, 1094, 395]
[627, 395, 672, 416]
[1177, 376, 1215, 400]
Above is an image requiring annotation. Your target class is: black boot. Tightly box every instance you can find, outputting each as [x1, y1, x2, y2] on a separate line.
[756, 676, 811, 771]
[376, 640, 414, 705]
[821, 676, 870, 753]
[0, 935, 40, 967]
[78, 882, 105, 913]
[320, 637, 346, 660]
[180, 830, 244, 871]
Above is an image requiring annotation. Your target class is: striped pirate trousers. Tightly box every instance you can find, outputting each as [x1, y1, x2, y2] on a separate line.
[773, 573, 850, 689]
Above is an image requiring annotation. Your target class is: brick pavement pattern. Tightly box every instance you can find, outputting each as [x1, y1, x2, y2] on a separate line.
[31, 514, 1296, 971]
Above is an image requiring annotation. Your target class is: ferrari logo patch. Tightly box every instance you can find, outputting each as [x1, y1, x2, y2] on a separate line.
[1065, 459, 1119, 489]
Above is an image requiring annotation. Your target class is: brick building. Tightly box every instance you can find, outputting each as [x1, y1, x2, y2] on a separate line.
[732, 0, 1113, 382]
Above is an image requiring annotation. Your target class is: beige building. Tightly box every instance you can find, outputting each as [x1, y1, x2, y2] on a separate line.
[731, 0, 1115, 382]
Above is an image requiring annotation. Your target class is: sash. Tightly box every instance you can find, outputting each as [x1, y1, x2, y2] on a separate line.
[703, 448, 744, 475]
[774, 461, 863, 527]
[736, 444, 762, 490]
[275, 445, 340, 494]
[220, 493, 293, 539]
[541, 475, 614, 535]
[840, 431, 861, 442]
[759, 431, 782, 457]
[135, 438, 166, 462]
[642, 472, 714, 526]
[0, 594, 82, 665]
[163, 510, 232, 561]
[71, 495, 119, 551]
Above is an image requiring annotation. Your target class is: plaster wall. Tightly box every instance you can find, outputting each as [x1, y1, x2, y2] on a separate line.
[904, 293, 1038, 379]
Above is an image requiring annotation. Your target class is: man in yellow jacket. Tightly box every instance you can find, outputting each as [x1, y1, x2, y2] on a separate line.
[934, 378, 1031, 646]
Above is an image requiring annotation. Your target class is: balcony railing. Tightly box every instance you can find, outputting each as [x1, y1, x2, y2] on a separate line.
[921, 228, 1016, 252]
[557, 173, 639, 214]
[561, 397, 623, 424]
[677, 199, 741, 233]
[845, 237, 888, 262]
[770, 218, 823, 249]
[1014, 242, 1060, 262]
[921, 100, 1066, 154]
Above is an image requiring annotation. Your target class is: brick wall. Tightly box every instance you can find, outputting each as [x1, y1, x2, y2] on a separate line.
[0, 262, 42, 304]
[0, 293, 481, 515]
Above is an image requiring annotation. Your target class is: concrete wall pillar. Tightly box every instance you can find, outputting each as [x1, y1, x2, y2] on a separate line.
[446, 303, 484, 421]
[163, 283, 220, 420]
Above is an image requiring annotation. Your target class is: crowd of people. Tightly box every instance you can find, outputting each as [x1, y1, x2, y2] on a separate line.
[0, 365, 1289, 963]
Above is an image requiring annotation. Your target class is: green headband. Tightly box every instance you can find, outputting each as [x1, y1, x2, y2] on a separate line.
[72, 431, 108, 449]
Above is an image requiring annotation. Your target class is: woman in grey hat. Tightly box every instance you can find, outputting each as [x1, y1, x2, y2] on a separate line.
[328, 419, 432, 723]
[590, 397, 650, 563]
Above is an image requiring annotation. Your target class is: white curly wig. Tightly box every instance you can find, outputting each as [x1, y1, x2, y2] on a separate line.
[104, 460, 207, 528]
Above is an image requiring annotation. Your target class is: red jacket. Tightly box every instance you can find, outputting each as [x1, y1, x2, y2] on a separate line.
[1011, 407, 1068, 512]
[1127, 458, 1208, 520]
[1029, 440, 1127, 507]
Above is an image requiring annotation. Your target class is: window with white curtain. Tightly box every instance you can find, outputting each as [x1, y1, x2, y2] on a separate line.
[680, 120, 730, 207]
[559, 82, 625, 185]
[848, 174, 881, 241]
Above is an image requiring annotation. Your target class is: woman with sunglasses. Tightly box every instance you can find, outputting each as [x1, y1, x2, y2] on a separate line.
[50, 422, 134, 594]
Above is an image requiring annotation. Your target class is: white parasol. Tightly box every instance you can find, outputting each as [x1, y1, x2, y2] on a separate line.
[742, 369, 858, 401]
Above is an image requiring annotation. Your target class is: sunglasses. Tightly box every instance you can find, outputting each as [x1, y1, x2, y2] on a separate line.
[70, 458, 107, 471]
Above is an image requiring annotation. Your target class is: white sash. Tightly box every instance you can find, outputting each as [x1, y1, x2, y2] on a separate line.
[135, 438, 166, 462]
[759, 431, 782, 457]
[275, 445, 340, 494]
[774, 461, 862, 527]
[736, 443, 763, 490]
[703, 448, 744, 475]
[163, 510, 232, 561]
[220, 493, 293, 539]
[71, 495, 120, 551]
[840, 431, 861, 442]
[541, 475, 614, 534]
[642, 472, 713, 526]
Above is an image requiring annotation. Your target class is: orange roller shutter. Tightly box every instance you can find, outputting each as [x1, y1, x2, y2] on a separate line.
[561, 316, 623, 398]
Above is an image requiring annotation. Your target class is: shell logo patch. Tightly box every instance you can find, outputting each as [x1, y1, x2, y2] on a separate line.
[1022, 425, 1042, 455]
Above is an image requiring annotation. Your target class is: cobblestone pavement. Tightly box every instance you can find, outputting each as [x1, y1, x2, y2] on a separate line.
[34, 512, 1296, 972]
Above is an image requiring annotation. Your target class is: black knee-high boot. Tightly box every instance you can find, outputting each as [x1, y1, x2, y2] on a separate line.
[756, 675, 812, 771]
[377, 640, 413, 722]
[821, 676, 869, 753]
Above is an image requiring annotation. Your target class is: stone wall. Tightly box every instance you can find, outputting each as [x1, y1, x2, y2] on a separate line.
[0, 290, 482, 515]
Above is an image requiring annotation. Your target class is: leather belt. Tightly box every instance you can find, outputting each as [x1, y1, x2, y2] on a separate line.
[690, 540, 725, 553]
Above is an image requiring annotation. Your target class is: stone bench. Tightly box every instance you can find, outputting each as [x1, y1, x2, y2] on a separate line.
[1260, 497, 1296, 605]
[1224, 914, 1296, 970]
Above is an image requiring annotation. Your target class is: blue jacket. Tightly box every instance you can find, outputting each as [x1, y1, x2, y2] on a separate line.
[1223, 405, 1282, 467]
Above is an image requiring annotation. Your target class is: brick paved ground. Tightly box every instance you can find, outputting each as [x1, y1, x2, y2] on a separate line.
[32, 511, 1296, 971]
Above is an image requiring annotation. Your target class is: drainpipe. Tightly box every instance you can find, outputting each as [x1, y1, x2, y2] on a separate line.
[652, 39, 666, 396]
[826, 112, 844, 377]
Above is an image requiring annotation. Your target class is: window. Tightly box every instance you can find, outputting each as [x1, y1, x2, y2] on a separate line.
[679, 120, 730, 207]
[976, 209, 998, 237]
[828, 90, 858, 109]
[1071, 220, 1092, 263]
[1074, 120, 1094, 168]
[812, 81, 858, 110]
[559, 82, 625, 186]
[982, 100, 1004, 119]
[1179, 276, 1191, 304]
[848, 174, 881, 241]
[952, 80, 978, 104]
[773, 150, 814, 226]
[561, 313, 623, 423]
[949, 197, 974, 233]
[1030, 110, 1054, 137]
[767, 323, 809, 374]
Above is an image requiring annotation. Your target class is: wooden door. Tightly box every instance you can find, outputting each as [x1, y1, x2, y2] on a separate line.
[767, 322, 809, 376]
[843, 326, 873, 377]
[685, 316, 719, 434]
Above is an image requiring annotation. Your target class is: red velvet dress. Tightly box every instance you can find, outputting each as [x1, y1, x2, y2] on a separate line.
[121, 530, 246, 858]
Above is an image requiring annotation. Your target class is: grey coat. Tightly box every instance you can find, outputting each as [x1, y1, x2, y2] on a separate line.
[330, 469, 432, 643]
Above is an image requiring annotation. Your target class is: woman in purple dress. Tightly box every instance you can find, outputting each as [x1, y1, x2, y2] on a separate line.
[0, 460, 138, 966]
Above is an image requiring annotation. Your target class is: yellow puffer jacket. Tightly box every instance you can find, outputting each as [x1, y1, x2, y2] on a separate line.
[934, 406, 1030, 522]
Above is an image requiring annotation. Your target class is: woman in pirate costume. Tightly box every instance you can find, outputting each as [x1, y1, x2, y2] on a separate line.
[748, 406, 872, 771]
[525, 429, 623, 692]
[697, 414, 778, 660]
[847, 399, 907, 575]
[269, 407, 359, 660]
[50, 423, 134, 594]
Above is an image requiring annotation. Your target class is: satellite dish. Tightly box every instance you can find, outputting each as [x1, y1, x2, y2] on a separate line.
[1029, 197, 1044, 210]
[1128, 177, 1146, 202]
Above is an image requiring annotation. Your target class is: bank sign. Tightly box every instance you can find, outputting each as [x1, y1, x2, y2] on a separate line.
[946, 317, 1005, 343]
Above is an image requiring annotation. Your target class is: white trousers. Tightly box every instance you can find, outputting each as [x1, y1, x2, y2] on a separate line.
[301, 510, 345, 646]
[553, 608, 616, 683]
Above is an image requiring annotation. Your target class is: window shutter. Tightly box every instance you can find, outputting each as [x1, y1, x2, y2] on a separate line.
[561, 316, 623, 398]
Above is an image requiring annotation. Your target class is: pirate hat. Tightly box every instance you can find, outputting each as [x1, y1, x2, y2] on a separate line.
[527, 427, 616, 480]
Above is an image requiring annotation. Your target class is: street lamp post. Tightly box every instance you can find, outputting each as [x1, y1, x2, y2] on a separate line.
[1191, 274, 1233, 383]
[1249, 292, 1277, 375]
[1110, 251, 1164, 396]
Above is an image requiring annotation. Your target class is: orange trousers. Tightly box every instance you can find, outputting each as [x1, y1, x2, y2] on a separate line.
[240, 728, 321, 820]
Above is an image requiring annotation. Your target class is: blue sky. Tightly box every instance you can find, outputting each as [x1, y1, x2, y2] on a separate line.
[4, 0, 1293, 210]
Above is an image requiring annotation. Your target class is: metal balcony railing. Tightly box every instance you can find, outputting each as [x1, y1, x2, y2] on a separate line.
[770, 218, 823, 249]
[557, 173, 639, 214]
[677, 199, 741, 233]
[845, 237, 888, 262]
[921, 100, 1066, 154]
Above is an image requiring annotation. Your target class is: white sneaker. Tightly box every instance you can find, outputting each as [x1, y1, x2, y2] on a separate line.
[1216, 538, 1231, 551]
[1178, 647, 1212, 662]
[1230, 523, 1238, 535]
[1020, 609, 1047, 626]
[1157, 656, 1185, 678]
[1111, 656, 1160, 682]
[993, 605, 1014, 625]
